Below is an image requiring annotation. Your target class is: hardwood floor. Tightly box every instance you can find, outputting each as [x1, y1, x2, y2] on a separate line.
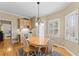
[0, 39, 23, 56]
[0, 39, 71, 56]
[53, 45, 72, 56]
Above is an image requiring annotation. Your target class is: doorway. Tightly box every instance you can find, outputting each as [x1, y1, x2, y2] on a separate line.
[0, 20, 12, 40]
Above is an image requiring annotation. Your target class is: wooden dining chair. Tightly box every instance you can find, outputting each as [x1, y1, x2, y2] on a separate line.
[29, 45, 38, 56]
[22, 39, 37, 56]
[48, 38, 53, 55]
[40, 46, 48, 56]
[22, 39, 31, 56]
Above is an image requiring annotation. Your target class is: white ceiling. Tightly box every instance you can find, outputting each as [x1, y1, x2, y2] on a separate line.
[0, 2, 70, 18]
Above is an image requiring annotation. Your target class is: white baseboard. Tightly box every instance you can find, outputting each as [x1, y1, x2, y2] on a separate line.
[63, 47, 76, 56]
[53, 43, 76, 56]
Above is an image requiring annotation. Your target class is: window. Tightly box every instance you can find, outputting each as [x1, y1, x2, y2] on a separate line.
[48, 18, 60, 39]
[65, 9, 78, 43]
[35, 22, 45, 39]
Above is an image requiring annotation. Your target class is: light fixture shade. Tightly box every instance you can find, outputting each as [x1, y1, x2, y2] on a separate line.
[35, 22, 38, 26]
[40, 22, 44, 25]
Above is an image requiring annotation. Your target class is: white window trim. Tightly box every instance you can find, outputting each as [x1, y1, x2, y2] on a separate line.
[65, 9, 79, 43]
[48, 18, 60, 40]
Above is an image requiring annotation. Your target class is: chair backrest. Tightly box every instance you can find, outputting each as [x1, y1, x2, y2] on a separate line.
[22, 37, 29, 48]
[18, 48, 25, 56]
[48, 38, 53, 54]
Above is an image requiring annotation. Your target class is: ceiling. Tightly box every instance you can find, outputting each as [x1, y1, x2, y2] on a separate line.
[0, 2, 70, 18]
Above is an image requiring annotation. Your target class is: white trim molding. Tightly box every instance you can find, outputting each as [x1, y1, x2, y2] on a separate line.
[53, 43, 76, 56]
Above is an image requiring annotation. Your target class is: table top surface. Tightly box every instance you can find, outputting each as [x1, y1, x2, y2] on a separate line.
[27, 37, 48, 47]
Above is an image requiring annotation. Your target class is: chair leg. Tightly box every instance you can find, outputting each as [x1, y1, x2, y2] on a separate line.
[27, 52, 29, 56]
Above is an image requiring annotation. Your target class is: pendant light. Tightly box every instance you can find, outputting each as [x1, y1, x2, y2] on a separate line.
[37, 2, 40, 22]
[35, 2, 40, 37]
[36, 2, 40, 25]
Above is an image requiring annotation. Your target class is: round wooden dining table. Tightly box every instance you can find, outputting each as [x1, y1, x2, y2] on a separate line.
[27, 36, 48, 55]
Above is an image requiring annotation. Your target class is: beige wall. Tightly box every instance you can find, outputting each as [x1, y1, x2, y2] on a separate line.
[42, 2, 79, 55]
